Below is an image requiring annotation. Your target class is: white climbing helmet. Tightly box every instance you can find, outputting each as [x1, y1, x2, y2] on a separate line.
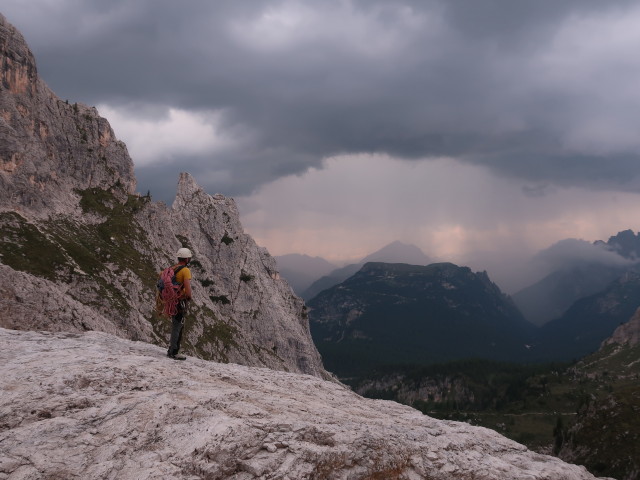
[176, 247, 193, 259]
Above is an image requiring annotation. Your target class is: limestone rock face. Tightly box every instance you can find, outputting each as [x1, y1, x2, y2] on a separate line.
[0, 328, 608, 480]
[0, 14, 329, 380]
[0, 13, 135, 217]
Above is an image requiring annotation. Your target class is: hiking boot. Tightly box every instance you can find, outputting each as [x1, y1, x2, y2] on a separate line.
[167, 352, 186, 361]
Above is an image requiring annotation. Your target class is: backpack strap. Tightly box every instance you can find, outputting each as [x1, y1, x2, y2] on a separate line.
[173, 265, 188, 293]
[173, 264, 186, 280]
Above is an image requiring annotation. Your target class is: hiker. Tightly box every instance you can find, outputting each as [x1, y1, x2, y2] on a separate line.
[165, 247, 193, 360]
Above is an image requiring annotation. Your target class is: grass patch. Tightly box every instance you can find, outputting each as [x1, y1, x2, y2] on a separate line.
[240, 271, 254, 282]
[1, 188, 159, 315]
[210, 295, 231, 305]
[0, 212, 70, 280]
[188, 305, 240, 362]
[75, 189, 156, 275]
[221, 232, 234, 245]
[77, 187, 118, 216]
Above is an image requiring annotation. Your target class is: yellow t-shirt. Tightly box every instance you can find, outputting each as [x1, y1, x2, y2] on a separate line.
[175, 265, 192, 285]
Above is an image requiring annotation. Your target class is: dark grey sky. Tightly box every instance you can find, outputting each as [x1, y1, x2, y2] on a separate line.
[4, 1, 640, 290]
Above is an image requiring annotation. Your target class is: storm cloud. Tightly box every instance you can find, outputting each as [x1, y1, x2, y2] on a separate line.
[6, 0, 640, 197]
[534, 237, 636, 269]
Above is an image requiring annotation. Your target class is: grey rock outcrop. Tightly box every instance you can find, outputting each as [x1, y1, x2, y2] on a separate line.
[0, 13, 135, 216]
[0, 328, 608, 480]
[0, 13, 328, 379]
[602, 306, 640, 347]
[555, 309, 640, 480]
[355, 373, 477, 410]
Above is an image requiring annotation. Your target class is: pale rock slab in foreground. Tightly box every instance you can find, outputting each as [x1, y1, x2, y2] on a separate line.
[0, 328, 608, 480]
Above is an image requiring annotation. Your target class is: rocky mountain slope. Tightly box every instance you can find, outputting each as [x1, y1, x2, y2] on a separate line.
[596, 229, 640, 259]
[512, 264, 627, 327]
[555, 308, 640, 480]
[0, 13, 328, 379]
[0, 327, 608, 480]
[603, 305, 640, 346]
[513, 230, 640, 326]
[535, 269, 640, 361]
[308, 262, 535, 377]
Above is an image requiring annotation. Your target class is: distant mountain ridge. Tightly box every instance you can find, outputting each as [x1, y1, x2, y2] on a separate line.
[309, 254, 640, 376]
[534, 267, 640, 361]
[301, 241, 430, 300]
[513, 230, 640, 326]
[596, 228, 640, 259]
[511, 264, 627, 327]
[360, 241, 431, 264]
[309, 262, 535, 377]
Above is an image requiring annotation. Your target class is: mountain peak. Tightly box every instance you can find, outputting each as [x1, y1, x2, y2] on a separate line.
[603, 229, 640, 259]
[361, 241, 430, 265]
[173, 171, 221, 207]
[309, 262, 533, 375]
[176, 171, 200, 195]
[0, 13, 37, 96]
[301, 242, 431, 300]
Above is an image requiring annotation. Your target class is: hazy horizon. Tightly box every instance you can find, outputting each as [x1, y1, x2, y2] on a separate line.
[271, 232, 638, 295]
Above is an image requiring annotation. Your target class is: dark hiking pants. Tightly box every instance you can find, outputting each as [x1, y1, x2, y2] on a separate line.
[168, 300, 188, 356]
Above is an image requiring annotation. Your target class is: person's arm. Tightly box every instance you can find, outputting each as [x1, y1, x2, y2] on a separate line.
[182, 277, 192, 300]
